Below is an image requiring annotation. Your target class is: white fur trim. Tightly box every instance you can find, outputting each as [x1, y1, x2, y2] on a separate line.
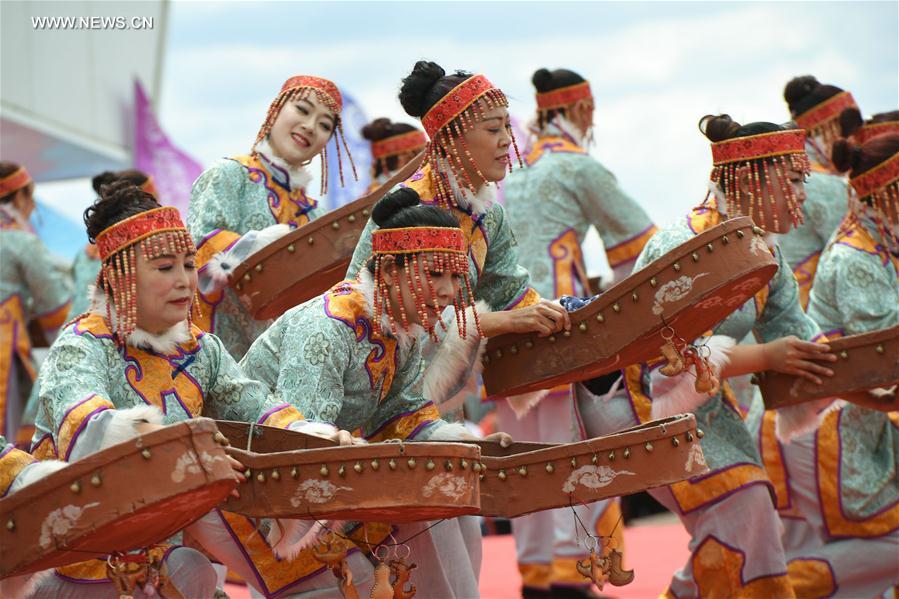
[250, 224, 292, 253]
[8, 460, 67, 494]
[267, 519, 336, 561]
[425, 422, 471, 441]
[287, 420, 340, 439]
[254, 137, 313, 191]
[650, 335, 735, 420]
[424, 301, 491, 414]
[775, 398, 842, 444]
[0, 204, 34, 233]
[445, 169, 497, 216]
[547, 115, 590, 148]
[89, 290, 191, 353]
[204, 251, 237, 289]
[506, 389, 551, 419]
[98, 405, 165, 451]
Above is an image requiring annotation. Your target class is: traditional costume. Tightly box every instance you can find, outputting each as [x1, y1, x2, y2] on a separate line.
[0, 166, 72, 441]
[28, 206, 306, 597]
[779, 91, 856, 309]
[498, 77, 654, 593]
[188, 75, 355, 358]
[578, 128, 820, 597]
[761, 141, 899, 597]
[198, 218, 487, 598]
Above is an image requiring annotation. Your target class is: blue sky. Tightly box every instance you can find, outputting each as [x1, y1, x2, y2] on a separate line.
[37, 1, 898, 267]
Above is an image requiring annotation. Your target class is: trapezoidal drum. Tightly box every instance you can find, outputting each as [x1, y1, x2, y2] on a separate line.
[759, 324, 899, 408]
[218, 421, 482, 522]
[472, 414, 708, 518]
[482, 217, 778, 397]
[0, 418, 235, 578]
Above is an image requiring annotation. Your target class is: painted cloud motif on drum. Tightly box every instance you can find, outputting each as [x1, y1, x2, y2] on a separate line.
[422, 472, 471, 501]
[39, 502, 100, 548]
[562, 465, 635, 494]
[685, 443, 707, 472]
[652, 273, 709, 315]
[171, 450, 227, 483]
[290, 479, 353, 506]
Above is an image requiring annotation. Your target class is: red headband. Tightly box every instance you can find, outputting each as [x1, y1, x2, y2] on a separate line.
[795, 91, 857, 132]
[0, 167, 33, 197]
[280, 75, 342, 112]
[372, 226, 466, 258]
[854, 121, 899, 145]
[371, 130, 427, 160]
[536, 81, 592, 110]
[711, 130, 807, 165]
[96, 207, 189, 260]
[421, 75, 497, 138]
[851, 153, 899, 199]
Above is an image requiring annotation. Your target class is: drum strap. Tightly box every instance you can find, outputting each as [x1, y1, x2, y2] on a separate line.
[106, 549, 186, 599]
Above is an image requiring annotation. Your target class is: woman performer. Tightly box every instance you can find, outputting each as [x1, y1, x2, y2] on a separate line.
[765, 133, 899, 597]
[188, 75, 356, 358]
[27, 181, 329, 597]
[69, 170, 157, 317]
[780, 76, 855, 308]
[499, 67, 657, 598]
[577, 114, 840, 597]
[0, 162, 72, 441]
[840, 108, 899, 145]
[362, 117, 427, 192]
[347, 60, 571, 340]
[188, 188, 507, 598]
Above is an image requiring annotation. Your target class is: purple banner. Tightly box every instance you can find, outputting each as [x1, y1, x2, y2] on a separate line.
[133, 80, 203, 216]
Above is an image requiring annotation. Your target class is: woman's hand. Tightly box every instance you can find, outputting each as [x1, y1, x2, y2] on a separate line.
[483, 432, 513, 447]
[479, 299, 571, 337]
[226, 454, 247, 499]
[761, 336, 836, 385]
[332, 430, 366, 446]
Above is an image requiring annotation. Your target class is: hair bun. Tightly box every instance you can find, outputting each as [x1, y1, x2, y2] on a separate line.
[362, 118, 394, 142]
[838, 107, 864, 138]
[784, 75, 820, 105]
[830, 138, 862, 174]
[698, 114, 741, 143]
[399, 61, 446, 117]
[531, 68, 553, 93]
[83, 180, 159, 243]
[91, 171, 119, 194]
[372, 187, 422, 227]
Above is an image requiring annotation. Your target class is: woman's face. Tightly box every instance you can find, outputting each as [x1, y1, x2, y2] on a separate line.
[135, 243, 198, 335]
[384, 254, 462, 331]
[268, 93, 335, 166]
[458, 104, 512, 186]
[738, 162, 807, 234]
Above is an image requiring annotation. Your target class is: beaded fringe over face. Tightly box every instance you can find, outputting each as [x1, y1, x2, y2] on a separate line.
[535, 81, 593, 131]
[254, 75, 357, 196]
[847, 152, 899, 248]
[795, 91, 858, 162]
[707, 130, 810, 231]
[420, 74, 522, 209]
[370, 130, 427, 179]
[370, 226, 480, 342]
[0, 166, 33, 197]
[92, 207, 197, 342]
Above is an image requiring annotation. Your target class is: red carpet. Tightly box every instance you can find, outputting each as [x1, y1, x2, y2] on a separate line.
[226, 521, 690, 598]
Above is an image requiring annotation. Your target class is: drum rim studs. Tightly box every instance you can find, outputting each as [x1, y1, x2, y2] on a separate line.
[320, 465, 329, 477]
[426, 459, 435, 471]
[608, 451, 615, 461]
[354, 462, 363, 473]
[5, 519, 13, 531]
[623, 448, 631, 459]
[498, 469, 507, 481]
[141, 449, 151, 460]
[291, 467, 299, 479]
[90, 473, 102, 487]
[70, 481, 81, 493]
[371, 460, 380, 470]
[545, 462, 554, 473]
[645, 442, 654, 453]
[388, 459, 397, 470]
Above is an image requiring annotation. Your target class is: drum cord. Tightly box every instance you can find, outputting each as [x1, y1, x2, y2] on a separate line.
[312, 517, 449, 550]
[568, 496, 623, 551]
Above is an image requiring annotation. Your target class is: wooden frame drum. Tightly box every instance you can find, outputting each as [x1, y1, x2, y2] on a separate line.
[218, 421, 482, 522]
[469, 414, 707, 518]
[0, 419, 235, 578]
[482, 217, 778, 398]
[760, 324, 899, 408]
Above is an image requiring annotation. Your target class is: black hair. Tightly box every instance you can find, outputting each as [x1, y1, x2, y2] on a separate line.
[399, 60, 473, 118]
[366, 187, 460, 273]
[840, 109, 899, 138]
[83, 180, 160, 243]
[832, 134, 899, 180]
[91, 169, 151, 194]
[532, 67, 587, 128]
[783, 75, 845, 119]
[362, 118, 420, 177]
